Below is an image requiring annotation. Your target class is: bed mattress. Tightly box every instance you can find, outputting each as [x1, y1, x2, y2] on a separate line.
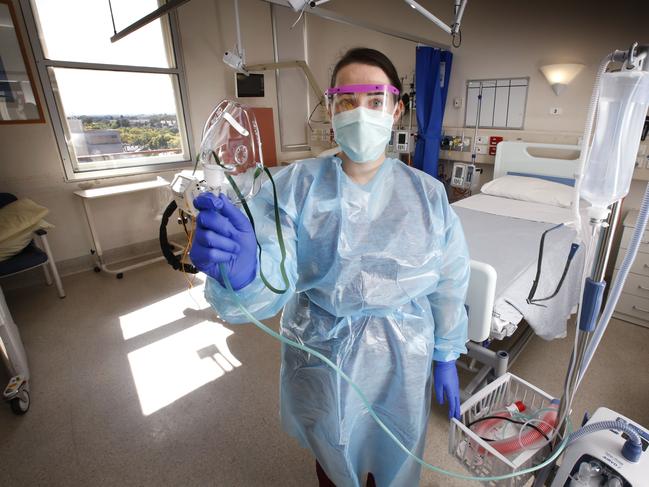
[452, 194, 589, 340]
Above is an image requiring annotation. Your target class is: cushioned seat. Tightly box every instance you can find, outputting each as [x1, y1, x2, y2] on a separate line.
[0, 193, 65, 298]
[0, 243, 48, 277]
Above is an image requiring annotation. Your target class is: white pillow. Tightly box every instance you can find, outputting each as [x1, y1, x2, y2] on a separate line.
[0, 220, 53, 262]
[0, 198, 49, 242]
[480, 175, 574, 208]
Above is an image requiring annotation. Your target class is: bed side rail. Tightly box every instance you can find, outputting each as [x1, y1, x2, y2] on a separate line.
[466, 260, 497, 342]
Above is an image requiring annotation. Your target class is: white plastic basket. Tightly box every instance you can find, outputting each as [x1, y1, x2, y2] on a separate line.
[448, 373, 555, 487]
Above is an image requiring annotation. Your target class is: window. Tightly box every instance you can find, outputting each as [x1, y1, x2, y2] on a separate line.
[21, 0, 193, 180]
[465, 78, 529, 130]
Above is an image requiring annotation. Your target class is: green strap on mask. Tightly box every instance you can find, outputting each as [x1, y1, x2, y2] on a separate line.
[210, 151, 289, 295]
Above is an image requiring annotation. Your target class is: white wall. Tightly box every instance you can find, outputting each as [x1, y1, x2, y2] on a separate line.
[300, 0, 649, 208]
[442, 0, 649, 133]
[2, 0, 648, 270]
[304, 0, 647, 134]
[438, 0, 648, 215]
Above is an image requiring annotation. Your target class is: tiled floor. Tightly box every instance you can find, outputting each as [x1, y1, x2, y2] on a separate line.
[1, 263, 647, 486]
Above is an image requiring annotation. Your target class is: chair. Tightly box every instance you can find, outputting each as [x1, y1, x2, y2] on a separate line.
[0, 193, 65, 299]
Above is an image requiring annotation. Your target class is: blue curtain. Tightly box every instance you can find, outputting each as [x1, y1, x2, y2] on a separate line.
[413, 47, 453, 178]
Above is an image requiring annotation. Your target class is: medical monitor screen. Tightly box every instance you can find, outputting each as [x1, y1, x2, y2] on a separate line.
[398, 133, 407, 144]
[454, 166, 463, 178]
[236, 73, 264, 98]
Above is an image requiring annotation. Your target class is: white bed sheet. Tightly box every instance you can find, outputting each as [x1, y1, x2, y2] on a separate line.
[452, 194, 589, 340]
[453, 193, 577, 225]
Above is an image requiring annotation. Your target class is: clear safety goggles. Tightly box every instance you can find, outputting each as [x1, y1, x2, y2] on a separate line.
[325, 84, 400, 115]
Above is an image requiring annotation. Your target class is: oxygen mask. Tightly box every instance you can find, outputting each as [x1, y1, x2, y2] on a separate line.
[199, 99, 264, 204]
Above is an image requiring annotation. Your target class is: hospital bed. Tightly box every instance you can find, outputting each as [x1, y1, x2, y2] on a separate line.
[451, 141, 587, 398]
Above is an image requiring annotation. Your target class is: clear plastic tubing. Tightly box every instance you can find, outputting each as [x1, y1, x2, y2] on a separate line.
[218, 263, 572, 482]
[567, 420, 642, 463]
[470, 401, 526, 439]
[578, 181, 649, 388]
[472, 401, 559, 456]
[580, 71, 649, 210]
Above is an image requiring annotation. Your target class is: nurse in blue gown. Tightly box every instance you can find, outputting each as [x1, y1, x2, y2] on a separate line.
[190, 47, 469, 487]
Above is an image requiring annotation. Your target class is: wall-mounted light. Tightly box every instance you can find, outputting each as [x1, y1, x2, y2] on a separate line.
[539, 63, 585, 95]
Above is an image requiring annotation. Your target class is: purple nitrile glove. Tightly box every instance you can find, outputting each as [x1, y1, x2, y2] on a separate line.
[190, 192, 257, 291]
[433, 360, 461, 420]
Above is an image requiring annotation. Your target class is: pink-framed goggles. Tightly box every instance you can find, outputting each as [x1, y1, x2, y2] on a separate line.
[325, 84, 400, 115]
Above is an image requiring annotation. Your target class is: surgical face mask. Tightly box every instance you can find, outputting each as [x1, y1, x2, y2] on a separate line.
[332, 106, 395, 163]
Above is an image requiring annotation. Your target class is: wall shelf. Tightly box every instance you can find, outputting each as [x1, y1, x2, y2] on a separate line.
[439, 150, 495, 165]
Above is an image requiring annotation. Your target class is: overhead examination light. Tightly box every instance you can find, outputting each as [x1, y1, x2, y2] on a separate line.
[223, 51, 247, 75]
[220, 0, 325, 103]
[223, 0, 248, 75]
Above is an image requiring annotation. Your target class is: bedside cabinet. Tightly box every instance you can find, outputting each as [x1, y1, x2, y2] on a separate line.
[612, 210, 649, 328]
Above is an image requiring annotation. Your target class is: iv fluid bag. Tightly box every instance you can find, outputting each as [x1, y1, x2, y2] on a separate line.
[199, 100, 264, 203]
[581, 71, 649, 208]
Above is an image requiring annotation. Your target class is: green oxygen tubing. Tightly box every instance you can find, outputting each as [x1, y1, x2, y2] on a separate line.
[212, 168, 571, 483]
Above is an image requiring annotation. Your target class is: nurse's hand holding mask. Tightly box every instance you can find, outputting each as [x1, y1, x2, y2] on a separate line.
[190, 193, 257, 291]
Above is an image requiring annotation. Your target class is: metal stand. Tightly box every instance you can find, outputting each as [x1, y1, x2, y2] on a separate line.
[556, 200, 621, 438]
[531, 201, 622, 487]
[459, 324, 536, 401]
[470, 84, 483, 166]
[35, 230, 65, 298]
[0, 286, 30, 415]
[74, 178, 183, 279]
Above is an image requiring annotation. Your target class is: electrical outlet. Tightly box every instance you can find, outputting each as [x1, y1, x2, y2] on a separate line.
[453, 97, 463, 109]
[550, 107, 562, 115]
[476, 136, 487, 144]
[476, 145, 488, 154]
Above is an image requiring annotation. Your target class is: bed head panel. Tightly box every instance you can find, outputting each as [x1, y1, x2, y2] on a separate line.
[493, 141, 581, 182]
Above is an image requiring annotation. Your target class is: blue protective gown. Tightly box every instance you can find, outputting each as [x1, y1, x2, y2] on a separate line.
[205, 156, 469, 487]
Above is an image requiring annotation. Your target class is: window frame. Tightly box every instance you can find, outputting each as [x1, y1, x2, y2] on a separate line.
[20, 0, 195, 181]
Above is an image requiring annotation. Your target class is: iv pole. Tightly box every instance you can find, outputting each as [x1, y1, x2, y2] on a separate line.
[532, 43, 649, 487]
[470, 84, 483, 166]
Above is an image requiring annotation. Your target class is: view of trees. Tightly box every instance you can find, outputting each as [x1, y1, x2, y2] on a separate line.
[118, 126, 181, 150]
[78, 114, 181, 151]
